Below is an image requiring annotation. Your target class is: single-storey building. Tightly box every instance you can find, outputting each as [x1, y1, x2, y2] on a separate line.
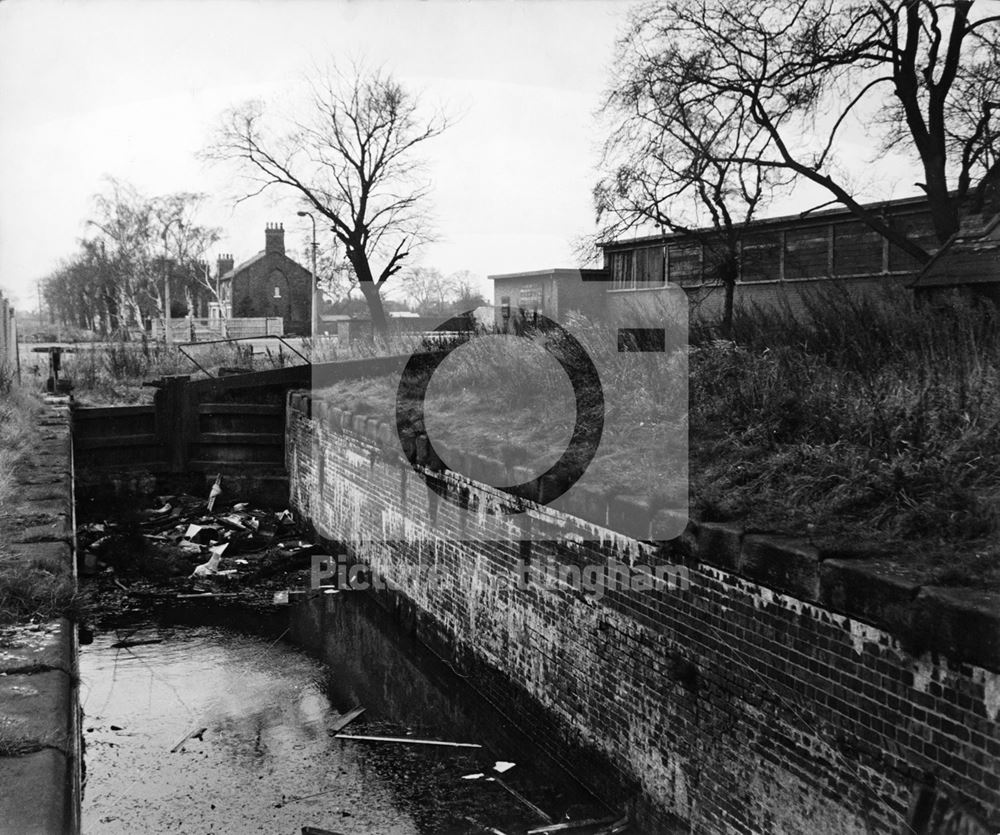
[488, 196, 980, 326]
[487, 268, 609, 329]
[598, 194, 944, 322]
[212, 223, 313, 335]
[909, 211, 1000, 305]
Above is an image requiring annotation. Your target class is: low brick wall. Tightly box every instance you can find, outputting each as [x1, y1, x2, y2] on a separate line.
[288, 391, 1000, 834]
[0, 398, 80, 834]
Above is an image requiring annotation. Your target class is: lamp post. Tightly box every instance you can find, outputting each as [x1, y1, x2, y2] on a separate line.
[296, 210, 319, 338]
[162, 217, 182, 344]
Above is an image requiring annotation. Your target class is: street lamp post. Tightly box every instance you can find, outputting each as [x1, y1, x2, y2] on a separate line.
[162, 217, 182, 344]
[297, 211, 320, 338]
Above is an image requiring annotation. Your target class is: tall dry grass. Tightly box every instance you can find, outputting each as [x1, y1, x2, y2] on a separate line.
[692, 284, 1000, 580]
[0, 368, 39, 510]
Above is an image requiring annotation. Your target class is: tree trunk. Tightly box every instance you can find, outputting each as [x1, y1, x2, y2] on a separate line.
[718, 254, 739, 339]
[723, 280, 735, 339]
[350, 254, 389, 334]
[358, 281, 388, 334]
[922, 157, 960, 245]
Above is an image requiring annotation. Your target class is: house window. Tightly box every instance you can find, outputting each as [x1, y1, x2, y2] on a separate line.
[273, 286, 281, 299]
[741, 230, 782, 282]
[834, 221, 883, 276]
[611, 247, 667, 289]
[666, 243, 700, 285]
[610, 251, 635, 289]
[500, 295, 511, 319]
[784, 226, 830, 279]
[887, 211, 939, 273]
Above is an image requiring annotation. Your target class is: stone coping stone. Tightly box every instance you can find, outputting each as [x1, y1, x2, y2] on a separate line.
[0, 620, 73, 675]
[910, 586, 1000, 669]
[0, 749, 71, 835]
[740, 535, 821, 601]
[290, 391, 1000, 672]
[0, 670, 73, 754]
[4, 541, 73, 573]
[9, 514, 73, 544]
[694, 521, 743, 572]
[819, 558, 923, 636]
[20, 482, 73, 504]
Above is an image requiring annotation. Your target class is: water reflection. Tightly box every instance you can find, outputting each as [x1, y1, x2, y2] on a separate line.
[80, 597, 605, 834]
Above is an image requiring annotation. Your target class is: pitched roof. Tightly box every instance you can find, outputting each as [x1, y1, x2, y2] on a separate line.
[910, 213, 1000, 288]
[219, 251, 268, 281]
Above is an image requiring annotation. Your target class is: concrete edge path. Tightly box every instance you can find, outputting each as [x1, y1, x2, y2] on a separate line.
[0, 396, 80, 835]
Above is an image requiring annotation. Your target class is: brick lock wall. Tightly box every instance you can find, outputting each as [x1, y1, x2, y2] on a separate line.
[288, 393, 1000, 834]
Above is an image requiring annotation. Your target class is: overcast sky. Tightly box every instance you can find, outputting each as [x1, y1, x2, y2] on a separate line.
[0, 0, 922, 311]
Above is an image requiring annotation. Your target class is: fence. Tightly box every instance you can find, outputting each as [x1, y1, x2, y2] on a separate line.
[149, 317, 284, 342]
[0, 290, 19, 382]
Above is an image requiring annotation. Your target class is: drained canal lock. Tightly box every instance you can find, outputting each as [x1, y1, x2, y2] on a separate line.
[79, 595, 611, 835]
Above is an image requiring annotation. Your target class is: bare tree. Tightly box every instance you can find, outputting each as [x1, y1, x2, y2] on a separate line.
[449, 270, 488, 311]
[400, 266, 457, 314]
[292, 231, 357, 307]
[204, 64, 449, 332]
[606, 0, 1000, 266]
[151, 192, 221, 318]
[45, 179, 220, 334]
[596, 25, 793, 334]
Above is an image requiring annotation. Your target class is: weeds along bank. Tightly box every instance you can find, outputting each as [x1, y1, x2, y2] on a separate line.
[690, 286, 1000, 585]
[291, 287, 1000, 833]
[0, 381, 81, 833]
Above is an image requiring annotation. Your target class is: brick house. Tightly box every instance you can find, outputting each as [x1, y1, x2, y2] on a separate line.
[214, 223, 312, 335]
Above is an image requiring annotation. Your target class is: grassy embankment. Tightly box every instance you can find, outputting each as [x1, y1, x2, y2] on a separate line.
[317, 286, 1000, 587]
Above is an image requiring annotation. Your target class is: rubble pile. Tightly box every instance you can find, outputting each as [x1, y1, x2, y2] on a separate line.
[77, 486, 320, 605]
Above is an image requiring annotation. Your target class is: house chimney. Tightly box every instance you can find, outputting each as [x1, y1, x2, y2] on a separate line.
[265, 222, 285, 255]
[217, 253, 234, 278]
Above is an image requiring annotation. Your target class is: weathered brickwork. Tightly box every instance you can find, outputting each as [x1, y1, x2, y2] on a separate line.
[288, 392, 1000, 834]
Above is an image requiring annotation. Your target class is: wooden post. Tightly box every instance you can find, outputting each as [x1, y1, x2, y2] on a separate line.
[156, 375, 193, 472]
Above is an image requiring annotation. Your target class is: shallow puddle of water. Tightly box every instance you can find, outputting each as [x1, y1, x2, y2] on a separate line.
[80, 597, 605, 834]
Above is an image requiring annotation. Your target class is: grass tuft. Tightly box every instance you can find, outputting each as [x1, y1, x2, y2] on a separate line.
[0, 558, 89, 626]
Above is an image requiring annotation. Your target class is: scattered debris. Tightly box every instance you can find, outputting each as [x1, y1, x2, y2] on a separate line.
[333, 733, 482, 748]
[170, 726, 208, 753]
[206, 474, 222, 511]
[328, 706, 365, 734]
[463, 773, 552, 824]
[462, 816, 511, 835]
[527, 812, 625, 833]
[191, 543, 229, 578]
[77, 491, 314, 604]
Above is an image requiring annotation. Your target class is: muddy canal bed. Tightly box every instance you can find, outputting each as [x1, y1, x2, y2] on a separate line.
[79, 596, 607, 835]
